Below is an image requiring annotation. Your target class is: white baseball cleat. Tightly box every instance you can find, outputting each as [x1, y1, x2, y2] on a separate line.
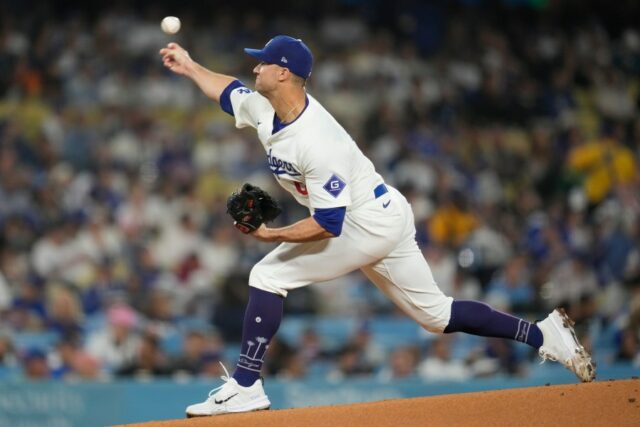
[185, 364, 271, 417]
[536, 308, 596, 383]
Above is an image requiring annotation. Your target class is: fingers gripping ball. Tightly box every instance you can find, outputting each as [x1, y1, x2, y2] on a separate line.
[226, 183, 282, 234]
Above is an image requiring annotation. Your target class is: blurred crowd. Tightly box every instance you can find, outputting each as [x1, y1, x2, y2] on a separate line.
[0, 1, 639, 382]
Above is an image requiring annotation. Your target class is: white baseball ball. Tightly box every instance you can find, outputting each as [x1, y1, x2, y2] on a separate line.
[161, 16, 181, 34]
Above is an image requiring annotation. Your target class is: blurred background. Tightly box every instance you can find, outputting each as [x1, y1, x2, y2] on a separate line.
[0, 0, 639, 424]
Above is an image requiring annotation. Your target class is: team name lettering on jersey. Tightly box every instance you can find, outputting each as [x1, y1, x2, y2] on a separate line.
[267, 148, 301, 177]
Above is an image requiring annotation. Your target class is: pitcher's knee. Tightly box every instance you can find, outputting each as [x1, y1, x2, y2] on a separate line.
[415, 296, 454, 334]
[249, 263, 288, 297]
[421, 322, 446, 334]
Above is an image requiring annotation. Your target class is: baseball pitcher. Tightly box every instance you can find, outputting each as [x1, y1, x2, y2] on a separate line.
[159, 35, 595, 417]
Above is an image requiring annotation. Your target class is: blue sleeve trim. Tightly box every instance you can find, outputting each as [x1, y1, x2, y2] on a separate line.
[219, 80, 246, 116]
[313, 206, 346, 237]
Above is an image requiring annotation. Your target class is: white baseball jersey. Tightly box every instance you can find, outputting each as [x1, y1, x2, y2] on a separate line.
[228, 88, 384, 213]
[226, 85, 453, 333]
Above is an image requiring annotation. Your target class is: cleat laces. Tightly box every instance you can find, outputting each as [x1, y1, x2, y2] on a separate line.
[206, 362, 233, 401]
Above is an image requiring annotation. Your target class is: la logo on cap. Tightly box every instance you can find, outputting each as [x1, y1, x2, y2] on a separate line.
[281, 56, 288, 63]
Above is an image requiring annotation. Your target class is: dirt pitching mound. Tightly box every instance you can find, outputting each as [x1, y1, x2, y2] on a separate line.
[122, 379, 640, 427]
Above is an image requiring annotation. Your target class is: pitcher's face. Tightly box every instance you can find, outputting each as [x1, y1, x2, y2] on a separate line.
[253, 62, 289, 94]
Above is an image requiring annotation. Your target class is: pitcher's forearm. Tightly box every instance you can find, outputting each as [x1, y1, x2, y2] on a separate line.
[253, 217, 335, 243]
[189, 62, 236, 103]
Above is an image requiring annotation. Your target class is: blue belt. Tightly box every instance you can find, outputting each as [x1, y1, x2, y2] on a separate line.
[374, 183, 388, 199]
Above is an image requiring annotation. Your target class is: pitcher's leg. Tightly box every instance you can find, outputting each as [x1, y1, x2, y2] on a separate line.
[236, 219, 399, 384]
[361, 250, 454, 333]
[233, 287, 284, 386]
[444, 300, 542, 348]
[362, 241, 541, 348]
[363, 249, 595, 382]
[185, 286, 278, 417]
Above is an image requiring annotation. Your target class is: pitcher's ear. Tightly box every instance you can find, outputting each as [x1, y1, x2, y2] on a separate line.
[279, 67, 291, 82]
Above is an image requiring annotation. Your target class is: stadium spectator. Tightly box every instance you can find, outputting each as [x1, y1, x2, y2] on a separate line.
[85, 303, 140, 373]
[0, 333, 17, 370]
[51, 337, 104, 381]
[170, 330, 208, 376]
[328, 344, 375, 381]
[45, 285, 84, 338]
[116, 332, 172, 378]
[378, 346, 420, 381]
[615, 328, 639, 364]
[21, 348, 50, 380]
[417, 336, 470, 381]
[485, 255, 535, 312]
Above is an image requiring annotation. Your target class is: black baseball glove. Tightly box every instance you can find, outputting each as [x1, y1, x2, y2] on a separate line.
[226, 183, 282, 234]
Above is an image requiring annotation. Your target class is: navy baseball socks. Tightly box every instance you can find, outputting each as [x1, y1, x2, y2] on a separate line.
[233, 287, 284, 386]
[444, 300, 543, 348]
[444, 300, 595, 381]
[185, 287, 280, 417]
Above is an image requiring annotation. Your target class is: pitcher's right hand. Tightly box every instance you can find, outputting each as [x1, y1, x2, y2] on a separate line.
[159, 43, 193, 76]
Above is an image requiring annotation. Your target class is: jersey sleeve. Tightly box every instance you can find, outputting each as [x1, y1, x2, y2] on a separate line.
[313, 206, 346, 236]
[301, 141, 353, 209]
[219, 80, 272, 129]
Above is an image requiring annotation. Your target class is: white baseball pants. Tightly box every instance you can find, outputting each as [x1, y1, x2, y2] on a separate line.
[249, 185, 453, 333]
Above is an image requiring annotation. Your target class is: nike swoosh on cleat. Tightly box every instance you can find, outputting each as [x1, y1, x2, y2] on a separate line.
[382, 200, 391, 208]
[214, 393, 238, 404]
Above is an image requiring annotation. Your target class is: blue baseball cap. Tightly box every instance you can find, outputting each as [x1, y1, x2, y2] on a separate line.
[244, 35, 313, 79]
